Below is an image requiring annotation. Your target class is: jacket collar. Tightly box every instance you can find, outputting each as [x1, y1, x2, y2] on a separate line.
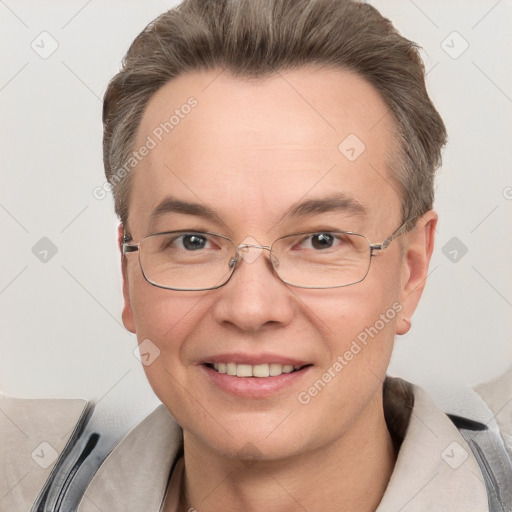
[376, 381, 488, 511]
[77, 401, 182, 512]
[78, 379, 488, 511]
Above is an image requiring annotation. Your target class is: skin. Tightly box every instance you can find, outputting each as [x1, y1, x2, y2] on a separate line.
[120, 67, 437, 512]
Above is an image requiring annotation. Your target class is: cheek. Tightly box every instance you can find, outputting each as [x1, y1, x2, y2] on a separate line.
[288, 291, 399, 446]
[296, 265, 402, 379]
[321, 296, 397, 376]
[302, 272, 401, 345]
[128, 283, 214, 419]
[127, 259, 202, 338]
[127, 268, 213, 382]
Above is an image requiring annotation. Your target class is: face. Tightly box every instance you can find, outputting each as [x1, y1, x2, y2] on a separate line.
[120, 67, 435, 461]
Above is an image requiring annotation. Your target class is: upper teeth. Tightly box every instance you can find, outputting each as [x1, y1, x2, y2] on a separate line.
[212, 363, 302, 377]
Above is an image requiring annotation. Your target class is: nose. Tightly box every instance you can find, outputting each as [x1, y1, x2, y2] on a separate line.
[212, 244, 295, 332]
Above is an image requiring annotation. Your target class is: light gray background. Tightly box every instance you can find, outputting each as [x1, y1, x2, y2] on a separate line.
[1, 0, 511, 425]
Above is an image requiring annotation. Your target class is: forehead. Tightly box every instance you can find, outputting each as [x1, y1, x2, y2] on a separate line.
[130, 66, 401, 235]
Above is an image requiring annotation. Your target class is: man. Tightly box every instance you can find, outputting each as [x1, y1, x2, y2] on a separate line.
[2, 1, 511, 511]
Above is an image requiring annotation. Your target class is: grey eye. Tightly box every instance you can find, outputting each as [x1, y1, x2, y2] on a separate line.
[310, 233, 335, 249]
[181, 234, 208, 250]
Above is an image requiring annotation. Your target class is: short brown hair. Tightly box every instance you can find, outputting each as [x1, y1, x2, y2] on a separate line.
[103, 0, 447, 226]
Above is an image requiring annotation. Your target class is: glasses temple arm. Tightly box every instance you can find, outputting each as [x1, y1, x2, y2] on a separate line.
[370, 218, 416, 254]
[122, 243, 139, 255]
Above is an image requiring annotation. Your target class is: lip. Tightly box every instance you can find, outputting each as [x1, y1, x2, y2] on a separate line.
[200, 352, 310, 367]
[200, 360, 312, 399]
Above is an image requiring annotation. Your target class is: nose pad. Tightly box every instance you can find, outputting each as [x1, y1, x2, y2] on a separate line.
[238, 236, 265, 264]
[228, 256, 239, 269]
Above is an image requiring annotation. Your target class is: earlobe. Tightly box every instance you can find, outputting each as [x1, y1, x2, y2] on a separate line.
[396, 211, 437, 336]
[396, 317, 411, 336]
[118, 223, 136, 333]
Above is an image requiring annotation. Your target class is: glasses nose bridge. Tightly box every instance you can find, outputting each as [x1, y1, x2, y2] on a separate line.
[230, 241, 274, 269]
[237, 242, 272, 251]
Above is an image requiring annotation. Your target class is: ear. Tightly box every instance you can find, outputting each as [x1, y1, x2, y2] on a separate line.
[396, 211, 437, 335]
[118, 223, 136, 333]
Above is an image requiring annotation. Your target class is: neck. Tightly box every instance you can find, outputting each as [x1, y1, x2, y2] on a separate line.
[177, 396, 396, 512]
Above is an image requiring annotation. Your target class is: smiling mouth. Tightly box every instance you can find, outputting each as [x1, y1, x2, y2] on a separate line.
[205, 362, 310, 377]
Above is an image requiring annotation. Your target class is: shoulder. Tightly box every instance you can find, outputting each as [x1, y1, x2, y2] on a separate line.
[0, 394, 89, 512]
[77, 404, 182, 512]
[474, 366, 512, 455]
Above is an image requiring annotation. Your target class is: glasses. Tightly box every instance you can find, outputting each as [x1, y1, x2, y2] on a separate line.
[122, 220, 412, 291]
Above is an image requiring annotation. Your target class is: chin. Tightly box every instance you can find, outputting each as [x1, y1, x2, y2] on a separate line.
[181, 406, 333, 464]
[202, 431, 309, 464]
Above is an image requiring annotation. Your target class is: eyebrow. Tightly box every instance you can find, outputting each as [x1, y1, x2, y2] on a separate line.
[148, 192, 367, 231]
[286, 193, 368, 219]
[149, 196, 223, 225]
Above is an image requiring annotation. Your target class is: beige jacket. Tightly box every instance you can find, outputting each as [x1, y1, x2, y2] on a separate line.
[1, 373, 511, 512]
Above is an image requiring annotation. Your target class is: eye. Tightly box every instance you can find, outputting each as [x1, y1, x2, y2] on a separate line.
[299, 233, 346, 250]
[309, 233, 335, 249]
[156, 232, 216, 252]
[177, 233, 210, 251]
